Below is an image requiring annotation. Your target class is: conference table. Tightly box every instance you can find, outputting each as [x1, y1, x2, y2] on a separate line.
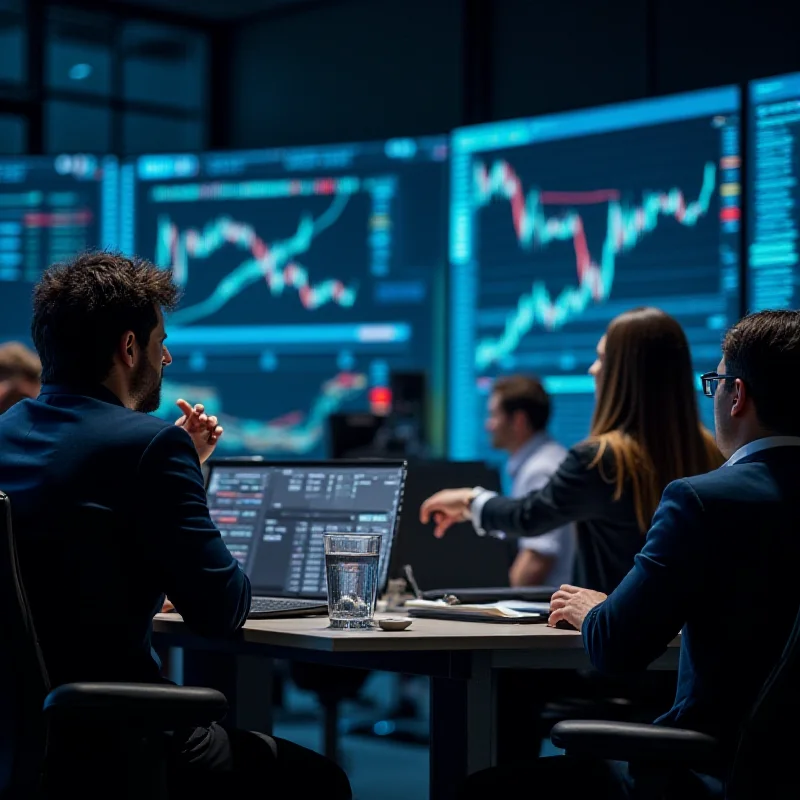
[153, 613, 680, 800]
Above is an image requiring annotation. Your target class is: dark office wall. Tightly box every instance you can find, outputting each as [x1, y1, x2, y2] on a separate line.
[230, 0, 800, 148]
[654, 0, 800, 94]
[491, 0, 800, 119]
[230, 0, 463, 148]
[489, 0, 648, 122]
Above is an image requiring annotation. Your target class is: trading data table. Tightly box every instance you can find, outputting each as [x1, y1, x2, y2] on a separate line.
[748, 72, 800, 311]
[206, 463, 403, 595]
[0, 154, 118, 341]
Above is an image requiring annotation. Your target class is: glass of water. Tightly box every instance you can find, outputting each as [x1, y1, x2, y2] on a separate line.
[324, 533, 381, 629]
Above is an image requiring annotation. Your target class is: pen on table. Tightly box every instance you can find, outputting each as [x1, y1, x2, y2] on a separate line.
[403, 564, 423, 599]
[403, 565, 460, 605]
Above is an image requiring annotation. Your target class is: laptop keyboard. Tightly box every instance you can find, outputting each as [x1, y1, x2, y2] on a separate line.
[250, 597, 327, 614]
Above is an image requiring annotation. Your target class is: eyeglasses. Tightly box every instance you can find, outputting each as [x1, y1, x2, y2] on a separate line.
[700, 371, 738, 397]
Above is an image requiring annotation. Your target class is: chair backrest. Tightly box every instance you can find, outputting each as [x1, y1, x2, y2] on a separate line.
[0, 490, 51, 796]
[727, 601, 800, 799]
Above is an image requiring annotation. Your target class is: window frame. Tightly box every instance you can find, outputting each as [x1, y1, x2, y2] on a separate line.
[0, 0, 217, 156]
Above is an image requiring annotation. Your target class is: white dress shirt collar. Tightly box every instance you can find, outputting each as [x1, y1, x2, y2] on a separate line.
[506, 432, 550, 480]
[724, 436, 800, 467]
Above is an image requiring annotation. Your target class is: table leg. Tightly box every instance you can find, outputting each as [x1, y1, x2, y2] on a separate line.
[429, 654, 496, 800]
[181, 649, 275, 734]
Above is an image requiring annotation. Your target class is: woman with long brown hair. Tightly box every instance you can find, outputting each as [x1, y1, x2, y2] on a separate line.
[421, 306, 723, 595]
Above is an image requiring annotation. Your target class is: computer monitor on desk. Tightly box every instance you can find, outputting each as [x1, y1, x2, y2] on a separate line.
[389, 460, 511, 590]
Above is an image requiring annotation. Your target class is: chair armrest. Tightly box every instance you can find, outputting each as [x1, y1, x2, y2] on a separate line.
[43, 683, 228, 729]
[551, 720, 722, 765]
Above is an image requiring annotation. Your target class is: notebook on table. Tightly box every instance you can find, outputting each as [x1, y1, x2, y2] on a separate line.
[404, 598, 548, 624]
[204, 459, 407, 618]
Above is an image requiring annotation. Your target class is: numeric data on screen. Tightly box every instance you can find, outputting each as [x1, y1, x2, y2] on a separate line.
[206, 465, 403, 594]
[0, 154, 118, 340]
[748, 73, 800, 311]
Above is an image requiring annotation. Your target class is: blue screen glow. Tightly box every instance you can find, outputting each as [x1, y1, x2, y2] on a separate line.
[449, 87, 741, 460]
[122, 139, 448, 458]
[0, 154, 118, 343]
[747, 72, 800, 312]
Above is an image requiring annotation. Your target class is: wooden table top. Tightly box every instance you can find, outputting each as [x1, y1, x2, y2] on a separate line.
[153, 611, 606, 653]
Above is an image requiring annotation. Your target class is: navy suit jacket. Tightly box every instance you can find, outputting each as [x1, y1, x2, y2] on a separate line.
[0, 384, 251, 687]
[583, 445, 800, 755]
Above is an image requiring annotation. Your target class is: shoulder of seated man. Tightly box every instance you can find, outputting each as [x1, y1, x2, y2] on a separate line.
[675, 463, 769, 505]
[89, 405, 181, 457]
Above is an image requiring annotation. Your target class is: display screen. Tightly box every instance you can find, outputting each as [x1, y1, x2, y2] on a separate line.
[123, 140, 447, 457]
[206, 462, 404, 596]
[748, 72, 800, 311]
[449, 87, 741, 459]
[0, 154, 118, 342]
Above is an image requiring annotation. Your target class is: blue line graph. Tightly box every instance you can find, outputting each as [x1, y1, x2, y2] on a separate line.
[156, 371, 368, 457]
[161, 191, 357, 326]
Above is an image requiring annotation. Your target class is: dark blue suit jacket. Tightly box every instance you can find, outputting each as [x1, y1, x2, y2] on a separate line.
[0, 384, 251, 687]
[583, 444, 800, 754]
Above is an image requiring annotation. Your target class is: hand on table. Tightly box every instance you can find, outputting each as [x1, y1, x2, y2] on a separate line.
[548, 584, 607, 631]
[420, 488, 474, 538]
[174, 399, 223, 464]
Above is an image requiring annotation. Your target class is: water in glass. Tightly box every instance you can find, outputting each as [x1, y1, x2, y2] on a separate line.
[324, 533, 381, 629]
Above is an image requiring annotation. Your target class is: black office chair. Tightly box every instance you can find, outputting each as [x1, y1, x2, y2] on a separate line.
[551, 605, 800, 799]
[0, 490, 229, 799]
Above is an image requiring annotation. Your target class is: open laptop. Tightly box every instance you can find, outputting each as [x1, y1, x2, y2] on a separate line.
[389, 459, 508, 589]
[204, 459, 407, 618]
[389, 459, 556, 603]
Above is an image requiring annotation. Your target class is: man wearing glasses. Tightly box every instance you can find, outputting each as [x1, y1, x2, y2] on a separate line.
[461, 309, 800, 799]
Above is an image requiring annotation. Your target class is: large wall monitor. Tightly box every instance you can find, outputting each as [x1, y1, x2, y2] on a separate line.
[122, 139, 448, 457]
[0, 154, 118, 342]
[449, 87, 741, 460]
[748, 72, 800, 312]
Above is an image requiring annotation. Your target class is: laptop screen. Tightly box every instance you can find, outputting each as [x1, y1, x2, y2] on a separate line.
[206, 460, 406, 598]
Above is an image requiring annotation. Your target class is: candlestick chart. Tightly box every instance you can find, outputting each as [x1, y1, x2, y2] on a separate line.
[473, 158, 718, 370]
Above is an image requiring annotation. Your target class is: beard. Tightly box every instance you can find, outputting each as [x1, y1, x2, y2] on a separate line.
[490, 430, 509, 451]
[131, 357, 163, 413]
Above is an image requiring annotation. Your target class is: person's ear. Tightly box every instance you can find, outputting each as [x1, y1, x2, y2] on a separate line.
[730, 378, 747, 417]
[119, 331, 136, 369]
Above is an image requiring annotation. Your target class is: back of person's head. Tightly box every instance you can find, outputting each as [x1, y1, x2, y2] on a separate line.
[589, 306, 722, 531]
[31, 251, 179, 386]
[721, 310, 800, 436]
[492, 375, 551, 434]
[0, 342, 41, 384]
[0, 341, 41, 414]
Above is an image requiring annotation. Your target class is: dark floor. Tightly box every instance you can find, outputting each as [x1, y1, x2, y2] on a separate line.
[272, 669, 561, 800]
[274, 670, 429, 800]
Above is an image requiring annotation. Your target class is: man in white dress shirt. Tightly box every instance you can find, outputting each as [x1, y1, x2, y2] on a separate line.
[487, 376, 575, 588]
